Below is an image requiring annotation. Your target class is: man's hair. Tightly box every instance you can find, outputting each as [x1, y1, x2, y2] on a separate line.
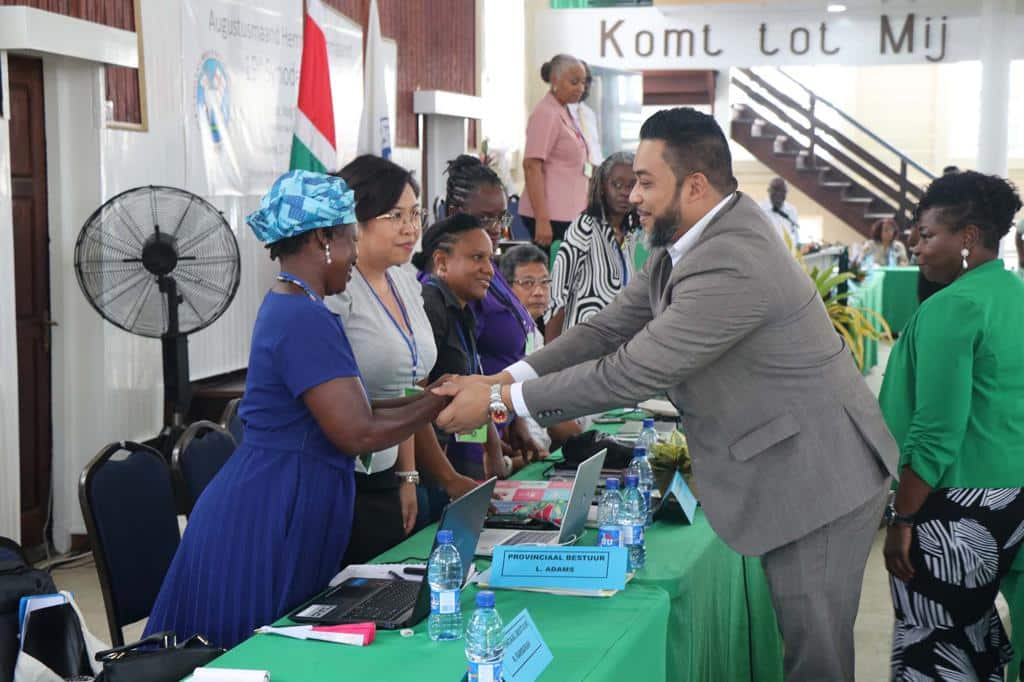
[639, 108, 737, 195]
[500, 244, 548, 283]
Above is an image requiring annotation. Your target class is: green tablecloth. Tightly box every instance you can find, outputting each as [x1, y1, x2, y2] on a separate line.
[207, 422, 783, 681]
[849, 271, 883, 374]
[875, 266, 920, 334]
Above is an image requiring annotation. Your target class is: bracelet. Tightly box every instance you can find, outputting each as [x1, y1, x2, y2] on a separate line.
[395, 470, 420, 485]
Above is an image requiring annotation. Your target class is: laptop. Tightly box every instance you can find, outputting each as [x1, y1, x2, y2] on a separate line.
[475, 449, 606, 557]
[288, 477, 497, 629]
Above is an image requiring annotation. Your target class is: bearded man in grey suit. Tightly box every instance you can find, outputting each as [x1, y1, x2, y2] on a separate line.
[434, 108, 897, 681]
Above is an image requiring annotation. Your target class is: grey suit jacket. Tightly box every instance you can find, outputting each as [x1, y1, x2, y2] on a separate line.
[522, 193, 897, 555]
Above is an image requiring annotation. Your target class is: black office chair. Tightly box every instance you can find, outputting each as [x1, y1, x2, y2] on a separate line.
[79, 441, 180, 646]
[171, 420, 237, 516]
[220, 397, 243, 445]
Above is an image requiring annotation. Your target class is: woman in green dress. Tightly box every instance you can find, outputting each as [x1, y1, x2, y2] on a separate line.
[880, 171, 1024, 679]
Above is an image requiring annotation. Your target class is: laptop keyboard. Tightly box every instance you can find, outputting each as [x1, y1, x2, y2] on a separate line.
[347, 580, 421, 622]
[507, 530, 557, 545]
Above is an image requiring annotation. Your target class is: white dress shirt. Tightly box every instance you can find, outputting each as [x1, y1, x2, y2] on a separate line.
[759, 199, 800, 247]
[507, 193, 735, 417]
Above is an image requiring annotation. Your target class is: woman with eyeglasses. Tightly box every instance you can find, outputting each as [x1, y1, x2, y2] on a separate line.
[548, 151, 642, 340]
[444, 155, 547, 467]
[327, 156, 478, 561]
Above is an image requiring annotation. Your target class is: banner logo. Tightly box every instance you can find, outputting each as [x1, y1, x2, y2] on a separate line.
[195, 53, 232, 144]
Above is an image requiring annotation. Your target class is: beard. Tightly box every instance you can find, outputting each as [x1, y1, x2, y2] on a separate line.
[649, 204, 682, 248]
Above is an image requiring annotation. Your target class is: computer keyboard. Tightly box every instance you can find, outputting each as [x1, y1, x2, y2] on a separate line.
[347, 580, 421, 622]
[507, 530, 557, 545]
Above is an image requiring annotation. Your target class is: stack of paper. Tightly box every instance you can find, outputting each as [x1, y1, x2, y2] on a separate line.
[256, 622, 376, 646]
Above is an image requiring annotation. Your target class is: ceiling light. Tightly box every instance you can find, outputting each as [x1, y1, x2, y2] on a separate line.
[827, 3, 848, 12]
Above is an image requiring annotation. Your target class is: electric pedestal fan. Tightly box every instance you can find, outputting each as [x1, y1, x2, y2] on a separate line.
[74, 186, 241, 452]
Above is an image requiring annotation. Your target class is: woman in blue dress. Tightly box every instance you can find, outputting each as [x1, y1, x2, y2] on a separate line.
[145, 171, 451, 648]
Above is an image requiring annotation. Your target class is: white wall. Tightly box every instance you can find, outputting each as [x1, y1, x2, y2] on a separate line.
[0, 51, 21, 542]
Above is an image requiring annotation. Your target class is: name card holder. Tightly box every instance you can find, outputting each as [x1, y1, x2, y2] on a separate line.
[489, 545, 628, 592]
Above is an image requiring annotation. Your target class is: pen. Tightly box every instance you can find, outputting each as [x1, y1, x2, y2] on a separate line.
[388, 570, 406, 581]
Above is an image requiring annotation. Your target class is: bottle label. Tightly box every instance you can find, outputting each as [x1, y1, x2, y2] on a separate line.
[642, 490, 651, 511]
[598, 525, 621, 547]
[430, 588, 460, 615]
[468, 661, 502, 682]
[621, 523, 644, 545]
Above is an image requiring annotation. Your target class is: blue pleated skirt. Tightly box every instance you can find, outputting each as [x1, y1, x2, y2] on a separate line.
[145, 430, 354, 648]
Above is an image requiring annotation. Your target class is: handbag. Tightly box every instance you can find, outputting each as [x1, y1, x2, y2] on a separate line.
[1, 546, 59, 681]
[94, 632, 225, 682]
[557, 430, 634, 471]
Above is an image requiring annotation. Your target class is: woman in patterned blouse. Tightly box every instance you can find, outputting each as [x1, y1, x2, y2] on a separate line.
[548, 151, 641, 340]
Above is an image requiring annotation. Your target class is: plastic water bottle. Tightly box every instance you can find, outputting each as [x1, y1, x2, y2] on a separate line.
[637, 417, 659, 454]
[627, 445, 655, 526]
[465, 590, 504, 682]
[428, 529, 463, 641]
[597, 477, 623, 547]
[621, 475, 646, 572]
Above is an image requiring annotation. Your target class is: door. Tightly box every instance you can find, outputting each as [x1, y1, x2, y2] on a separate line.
[10, 56, 52, 549]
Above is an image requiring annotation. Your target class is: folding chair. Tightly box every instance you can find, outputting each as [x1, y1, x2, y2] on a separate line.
[219, 397, 243, 445]
[171, 421, 237, 515]
[78, 442, 180, 646]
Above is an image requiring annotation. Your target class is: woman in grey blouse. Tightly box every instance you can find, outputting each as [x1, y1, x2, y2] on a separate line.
[329, 156, 477, 564]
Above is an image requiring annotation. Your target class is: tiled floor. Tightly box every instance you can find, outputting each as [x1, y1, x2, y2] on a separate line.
[43, 342, 1007, 680]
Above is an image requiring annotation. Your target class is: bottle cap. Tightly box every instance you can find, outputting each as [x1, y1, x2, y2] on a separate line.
[605, 477, 620, 490]
[476, 590, 496, 608]
[436, 529, 454, 544]
[625, 474, 639, 488]
[643, 418, 655, 428]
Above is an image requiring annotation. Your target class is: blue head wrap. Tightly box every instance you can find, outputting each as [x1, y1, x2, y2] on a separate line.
[247, 170, 357, 244]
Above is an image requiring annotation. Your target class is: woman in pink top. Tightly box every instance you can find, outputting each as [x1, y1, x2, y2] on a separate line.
[521, 54, 589, 250]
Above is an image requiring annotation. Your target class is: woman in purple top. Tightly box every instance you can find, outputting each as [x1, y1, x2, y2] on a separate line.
[443, 156, 546, 463]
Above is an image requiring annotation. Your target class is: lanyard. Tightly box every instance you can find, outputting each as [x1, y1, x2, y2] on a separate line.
[453, 318, 482, 375]
[277, 273, 324, 306]
[359, 269, 420, 385]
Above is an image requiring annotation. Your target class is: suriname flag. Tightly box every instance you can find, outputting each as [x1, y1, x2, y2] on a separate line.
[290, 0, 336, 173]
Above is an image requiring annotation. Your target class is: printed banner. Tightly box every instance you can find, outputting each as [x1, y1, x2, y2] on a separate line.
[182, 0, 362, 196]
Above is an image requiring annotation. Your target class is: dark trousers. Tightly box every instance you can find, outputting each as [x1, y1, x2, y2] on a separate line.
[341, 468, 406, 567]
[520, 216, 571, 254]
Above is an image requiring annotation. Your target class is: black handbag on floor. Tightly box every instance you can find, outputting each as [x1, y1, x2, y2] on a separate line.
[94, 631, 224, 682]
[0, 537, 58, 681]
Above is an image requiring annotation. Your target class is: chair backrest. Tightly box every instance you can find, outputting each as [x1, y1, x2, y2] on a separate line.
[78, 441, 180, 646]
[172, 421, 237, 515]
[507, 194, 531, 241]
[220, 397, 243, 445]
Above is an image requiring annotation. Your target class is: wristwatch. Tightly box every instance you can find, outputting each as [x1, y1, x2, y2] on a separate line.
[395, 470, 420, 485]
[884, 503, 915, 527]
[488, 384, 510, 424]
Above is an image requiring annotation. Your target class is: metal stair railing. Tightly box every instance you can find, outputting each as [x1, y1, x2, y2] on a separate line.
[732, 67, 936, 227]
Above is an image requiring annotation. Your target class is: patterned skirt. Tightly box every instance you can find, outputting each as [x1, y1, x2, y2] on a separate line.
[891, 487, 1024, 681]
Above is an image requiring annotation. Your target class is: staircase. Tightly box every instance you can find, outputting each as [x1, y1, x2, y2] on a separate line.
[730, 68, 935, 239]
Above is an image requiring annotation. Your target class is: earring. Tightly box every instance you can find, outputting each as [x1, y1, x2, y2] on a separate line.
[325, 242, 332, 265]
[961, 248, 969, 270]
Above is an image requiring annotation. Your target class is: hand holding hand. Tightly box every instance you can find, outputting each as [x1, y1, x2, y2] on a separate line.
[433, 381, 491, 434]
